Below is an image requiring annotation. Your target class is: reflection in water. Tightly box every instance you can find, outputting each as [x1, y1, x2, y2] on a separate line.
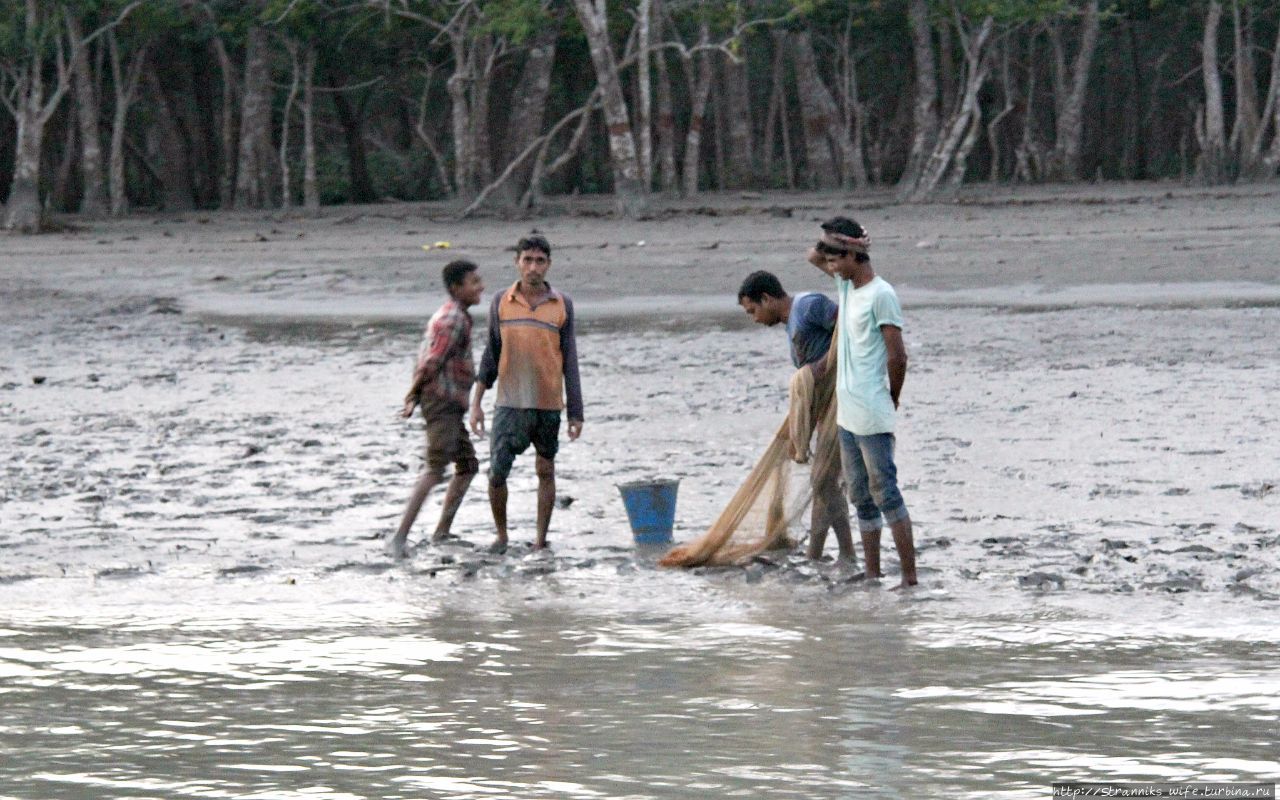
[2, 599, 1277, 798]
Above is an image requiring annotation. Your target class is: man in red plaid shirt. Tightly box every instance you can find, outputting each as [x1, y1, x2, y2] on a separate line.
[387, 259, 485, 559]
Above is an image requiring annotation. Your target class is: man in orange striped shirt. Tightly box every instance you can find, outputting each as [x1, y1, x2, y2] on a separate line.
[470, 235, 583, 552]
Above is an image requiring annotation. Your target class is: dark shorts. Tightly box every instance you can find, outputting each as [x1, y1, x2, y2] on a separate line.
[422, 397, 478, 476]
[489, 406, 560, 487]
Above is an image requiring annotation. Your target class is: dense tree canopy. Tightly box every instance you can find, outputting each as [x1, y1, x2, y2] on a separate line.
[1, 0, 1278, 229]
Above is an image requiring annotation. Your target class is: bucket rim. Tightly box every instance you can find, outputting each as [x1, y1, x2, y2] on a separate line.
[615, 478, 681, 491]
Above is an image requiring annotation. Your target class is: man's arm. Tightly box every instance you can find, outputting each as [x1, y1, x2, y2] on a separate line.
[881, 324, 908, 409]
[469, 382, 489, 434]
[807, 246, 836, 277]
[402, 314, 461, 418]
[560, 295, 583, 440]
[471, 294, 503, 434]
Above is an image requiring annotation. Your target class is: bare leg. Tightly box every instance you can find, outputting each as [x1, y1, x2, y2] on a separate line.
[829, 505, 857, 564]
[862, 529, 884, 579]
[806, 501, 830, 560]
[488, 483, 508, 552]
[534, 455, 555, 550]
[890, 516, 917, 587]
[431, 469, 476, 542]
[389, 468, 443, 559]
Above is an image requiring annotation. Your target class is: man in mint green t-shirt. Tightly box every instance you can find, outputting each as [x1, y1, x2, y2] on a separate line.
[805, 216, 918, 587]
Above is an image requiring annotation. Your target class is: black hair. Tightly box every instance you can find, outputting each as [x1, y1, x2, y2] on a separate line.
[819, 216, 871, 263]
[515, 235, 551, 257]
[442, 259, 478, 293]
[738, 270, 786, 303]
[820, 216, 866, 239]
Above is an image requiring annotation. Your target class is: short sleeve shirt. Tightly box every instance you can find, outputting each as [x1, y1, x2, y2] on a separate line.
[786, 292, 838, 368]
[834, 275, 904, 435]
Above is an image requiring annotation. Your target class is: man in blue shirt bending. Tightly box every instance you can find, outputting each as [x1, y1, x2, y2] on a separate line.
[738, 270, 857, 564]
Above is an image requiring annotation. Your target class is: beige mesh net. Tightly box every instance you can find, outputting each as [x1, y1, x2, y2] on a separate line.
[659, 344, 841, 568]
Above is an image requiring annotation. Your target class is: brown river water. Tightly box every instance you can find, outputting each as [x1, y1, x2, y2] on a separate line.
[2, 283, 1278, 797]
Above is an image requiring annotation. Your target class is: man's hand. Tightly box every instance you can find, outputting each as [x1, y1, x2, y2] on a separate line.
[401, 397, 417, 418]
[806, 246, 825, 268]
[567, 420, 583, 441]
[469, 404, 485, 435]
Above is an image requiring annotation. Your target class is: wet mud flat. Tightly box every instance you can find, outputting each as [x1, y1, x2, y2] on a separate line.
[3, 185, 1280, 795]
[2, 281, 1277, 602]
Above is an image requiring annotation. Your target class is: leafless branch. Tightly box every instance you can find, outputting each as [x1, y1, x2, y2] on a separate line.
[460, 90, 599, 218]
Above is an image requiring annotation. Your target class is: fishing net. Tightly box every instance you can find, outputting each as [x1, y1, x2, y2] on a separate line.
[659, 344, 841, 568]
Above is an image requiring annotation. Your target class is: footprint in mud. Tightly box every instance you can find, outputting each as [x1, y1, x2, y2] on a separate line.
[1144, 574, 1203, 593]
[218, 564, 271, 577]
[325, 561, 394, 575]
[95, 565, 152, 579]
[1018, 572, 1066, 591]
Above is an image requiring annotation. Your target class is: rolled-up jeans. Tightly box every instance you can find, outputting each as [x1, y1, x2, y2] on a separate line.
[838, 428, 909, 533]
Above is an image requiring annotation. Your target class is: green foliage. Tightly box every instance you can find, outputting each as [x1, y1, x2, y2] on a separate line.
[478, 0, 551, 43]
[0, 1, 64, 63]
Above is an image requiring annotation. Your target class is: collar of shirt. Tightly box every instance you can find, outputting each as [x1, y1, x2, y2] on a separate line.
[506, 280, 560, 310]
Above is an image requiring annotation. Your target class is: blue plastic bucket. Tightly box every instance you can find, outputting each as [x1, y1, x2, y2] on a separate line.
[617, 479, 680, 545]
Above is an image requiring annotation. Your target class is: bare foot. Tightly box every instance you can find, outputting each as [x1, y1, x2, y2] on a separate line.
[890, 578, 919, 591]
[385, 535, 410, 561]
[487, 537, 508, 555]
[430, 531, 459, 544]
[835, 552, 860, 569]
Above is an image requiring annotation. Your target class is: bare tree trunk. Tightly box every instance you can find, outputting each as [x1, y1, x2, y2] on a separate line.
[1260, 16, 1280, 173]
[523, 89, 601, 208]
[67, 14, 106, 216]
[1196, 0, 1228, 184]
[653, 33, 678, 194]
[301, 45, 319, 211]
[836, 24, 868, 188]
[234, 26, 273, 208]
[446, 32, 474, 197]
[898, 0, 939, 195]
[790, 30, 840, 189]
[945, 92, 983, 191]
[987, 40, 1016, 182]
[52, 112, 77, 212]
[636, 0, 653, 189]
[1230, 0, 1262, 177]
[3, 2, 67, 232]
[681, 22, 713, 197]
[413, 70, 456, 196]
[722, 47, 754, 189]
[1047, 0, 1101, 181]
[572, 0, 646, 215]
[187, 1, 239, 208]
[1015, 30, 1045, 182]
[712, 64, 727, 190]
[5, 100, 47, 232]
[939, 20, 957, 114]
[331, 89, 376, 203]
[496, 20, 559, 205]
[107, 31, 148, 215]
[763, 31, 795, 189]
[279, 38, 300, 210]
[470, 34, 497, 188]
[907, 15, 994, 201]
[146, 67, 196, 210]
[212, 41, 237, 207]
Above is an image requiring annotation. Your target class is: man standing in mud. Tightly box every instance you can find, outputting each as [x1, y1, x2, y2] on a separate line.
[388, 259, 485, 560]
[470, 235, 583, 552]
[737, 270, 857, 564]
[807, 217, 918, 587]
